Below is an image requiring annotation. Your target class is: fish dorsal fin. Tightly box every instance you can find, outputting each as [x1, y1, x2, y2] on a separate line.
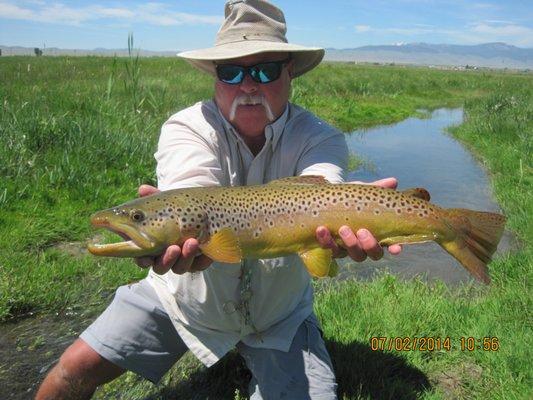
[199, 228, 242, 264]
[268, 175, 329, 186]
[299, 248, 339, 278]
[401, 188, 431, 201]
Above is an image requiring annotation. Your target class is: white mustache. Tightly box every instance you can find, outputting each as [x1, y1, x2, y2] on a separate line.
[229, 95, 275, 122]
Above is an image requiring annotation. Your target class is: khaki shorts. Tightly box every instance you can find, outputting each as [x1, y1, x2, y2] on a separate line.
[81, 279, 337, 399]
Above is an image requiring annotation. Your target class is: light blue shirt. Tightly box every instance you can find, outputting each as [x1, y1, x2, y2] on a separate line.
[147, 100, 348, 366]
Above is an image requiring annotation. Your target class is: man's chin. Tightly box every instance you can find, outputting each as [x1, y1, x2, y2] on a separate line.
[231, 116, 270, 134]
[232, 109, 270, 123]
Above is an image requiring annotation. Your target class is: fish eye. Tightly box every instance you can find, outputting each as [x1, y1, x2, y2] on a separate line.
[130, 209, 145, 222]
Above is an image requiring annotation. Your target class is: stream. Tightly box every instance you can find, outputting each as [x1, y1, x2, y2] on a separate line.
[339, 108, 513, 283]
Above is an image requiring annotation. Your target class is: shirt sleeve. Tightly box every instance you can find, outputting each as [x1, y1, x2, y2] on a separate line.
[296, 132, 349, 184]
[155, 117, 224, 191]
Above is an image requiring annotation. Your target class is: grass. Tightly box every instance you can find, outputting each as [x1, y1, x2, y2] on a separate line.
[0, 56, 531, 399]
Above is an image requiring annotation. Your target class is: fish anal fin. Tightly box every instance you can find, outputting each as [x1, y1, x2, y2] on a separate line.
[379, 233, 437, 247]
[299, 248, 338, 277]
[401, 188, 431, 201]
[199, 228, 242, 264]
[268, 175, 329, 186]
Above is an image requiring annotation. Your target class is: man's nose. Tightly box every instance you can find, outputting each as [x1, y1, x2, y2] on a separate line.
[239, 73, 259, 93]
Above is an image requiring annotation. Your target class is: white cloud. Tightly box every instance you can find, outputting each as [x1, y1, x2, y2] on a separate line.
[464, 22, 533, 47]
[93, 6, 135, 19]
[483, 19, 514, 25]
[0, 1, 222, 26]
[355, 24, 371, 32]
[470, 22, 533, 37]
[352, 21, 533, 47]
[385, 27, 437, 35]
[354, 24, 451, 36]
[471, 2, 499, 10]
[0, 2, 35, 20]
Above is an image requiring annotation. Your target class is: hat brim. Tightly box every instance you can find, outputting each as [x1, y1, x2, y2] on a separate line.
[177, 41, 324, 78]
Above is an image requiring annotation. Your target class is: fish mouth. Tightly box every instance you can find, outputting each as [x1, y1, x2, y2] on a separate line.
[87, 214, 160, 257]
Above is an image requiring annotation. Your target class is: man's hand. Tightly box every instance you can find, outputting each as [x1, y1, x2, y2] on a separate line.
[315, 177, 402, 261]
[134, 184, 213, 275]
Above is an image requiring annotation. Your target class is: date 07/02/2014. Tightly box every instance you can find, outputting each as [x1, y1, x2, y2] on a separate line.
[370, 336, 500, 352]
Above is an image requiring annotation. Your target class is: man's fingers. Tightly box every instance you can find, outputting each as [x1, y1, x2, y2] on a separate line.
[316, 226, 344, 257]
[347, 177, 398, 189]
[138, 184, 160, 197]
[356, 229, 384, 261]
[171, 239, 200, 274]
[338, 226, 367, 262]
[316, 226, 333, 248]
[153, 245, 181, 275]
[372, 177, 398, 189]
[388, 244, 402, 255]
[135, 256, 154, 269]
[190, 255, 214, 272]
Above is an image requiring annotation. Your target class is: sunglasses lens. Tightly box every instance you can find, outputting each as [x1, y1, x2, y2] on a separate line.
[216, 65, 244, 84]
[251, 63, 282, 83]
[216, 60, 286, 84]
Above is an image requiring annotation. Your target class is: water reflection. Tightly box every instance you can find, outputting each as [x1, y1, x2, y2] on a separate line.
[340, 108, 511, 284]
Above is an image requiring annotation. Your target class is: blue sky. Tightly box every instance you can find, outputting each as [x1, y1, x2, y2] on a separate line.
[1, 0, 532, 50]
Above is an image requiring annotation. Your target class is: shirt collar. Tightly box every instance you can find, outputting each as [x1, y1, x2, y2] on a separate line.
[217, 103, 290, 152]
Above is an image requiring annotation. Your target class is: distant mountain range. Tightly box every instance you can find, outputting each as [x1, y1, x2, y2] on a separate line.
[324, 42, 532, 69]
[1, 42, 532, 70]
[0, 45, 177, 57]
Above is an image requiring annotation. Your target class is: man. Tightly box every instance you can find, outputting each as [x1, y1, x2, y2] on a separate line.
[36, 1, 400, 399]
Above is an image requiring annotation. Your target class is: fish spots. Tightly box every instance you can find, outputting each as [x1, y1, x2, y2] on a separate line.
[134, 183, 446, 248]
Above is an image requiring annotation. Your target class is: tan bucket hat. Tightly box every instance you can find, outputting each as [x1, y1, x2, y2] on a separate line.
[178, 0, 324, 78]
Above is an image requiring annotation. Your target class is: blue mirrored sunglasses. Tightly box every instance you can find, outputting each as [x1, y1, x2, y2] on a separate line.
[215, 59, 291, 85]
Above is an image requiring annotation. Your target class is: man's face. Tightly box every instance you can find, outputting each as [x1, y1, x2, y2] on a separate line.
[214, 52, 293, 140]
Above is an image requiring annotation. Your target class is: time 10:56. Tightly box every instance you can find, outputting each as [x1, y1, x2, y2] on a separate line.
[460, 337, 500, 351]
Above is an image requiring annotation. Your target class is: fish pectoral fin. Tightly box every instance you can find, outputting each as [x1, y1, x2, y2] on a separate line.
[199, 228, 242, 264]
[299, 248, 338, 278]
[268, 175, 329, 186]
[379, 233, 438, 247]
[401, 188, 431, 201]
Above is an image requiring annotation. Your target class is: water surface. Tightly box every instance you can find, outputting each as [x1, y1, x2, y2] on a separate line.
[340, 108, 512, 284]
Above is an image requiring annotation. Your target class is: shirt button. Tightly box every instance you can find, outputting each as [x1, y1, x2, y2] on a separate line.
[222, 301, 237, 314]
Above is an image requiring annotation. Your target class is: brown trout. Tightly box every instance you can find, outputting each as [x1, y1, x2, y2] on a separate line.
[87, 176, 506, 283]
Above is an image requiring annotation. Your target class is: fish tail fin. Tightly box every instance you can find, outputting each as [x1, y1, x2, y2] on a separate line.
[440, 209, 506, 284]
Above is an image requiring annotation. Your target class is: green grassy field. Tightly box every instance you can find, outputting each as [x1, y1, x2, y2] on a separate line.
[0, 56, 531, 399]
